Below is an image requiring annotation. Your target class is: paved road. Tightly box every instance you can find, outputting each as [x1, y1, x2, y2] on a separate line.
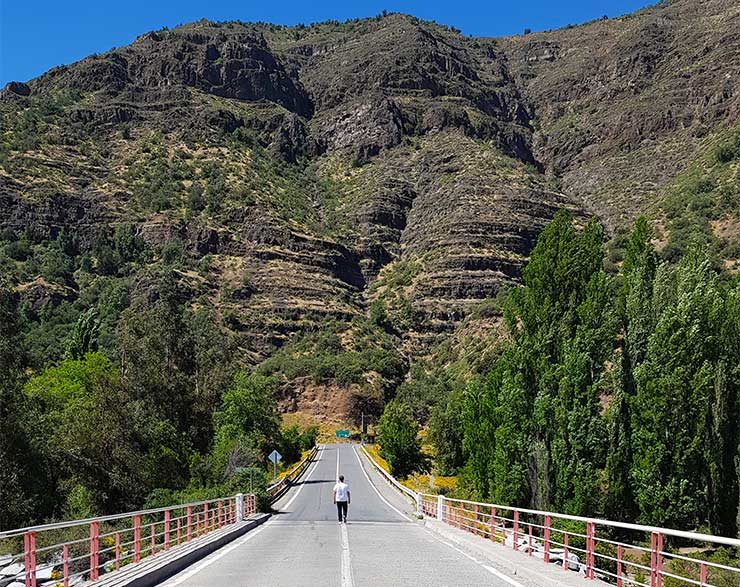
[159, 444, 521, 586]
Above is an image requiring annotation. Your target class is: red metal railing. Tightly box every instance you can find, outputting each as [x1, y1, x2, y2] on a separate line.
[419, 495, 740, 586]
[0, 494, 256, 586]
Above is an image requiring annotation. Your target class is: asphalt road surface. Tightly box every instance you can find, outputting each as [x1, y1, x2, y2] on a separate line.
[158, 444, 522, 586]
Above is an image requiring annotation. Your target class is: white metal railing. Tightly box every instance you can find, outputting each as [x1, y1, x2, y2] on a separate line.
[361, 445, 740, 587]
[359, 445, 418, 502]
[267, 445, 319, 501]
[0, 494, 257, 587]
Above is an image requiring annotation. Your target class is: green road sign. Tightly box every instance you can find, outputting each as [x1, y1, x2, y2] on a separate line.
[335, 429, 350, 438]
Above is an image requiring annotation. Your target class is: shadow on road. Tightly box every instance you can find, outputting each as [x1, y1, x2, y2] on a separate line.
[294, 478, 334, 486]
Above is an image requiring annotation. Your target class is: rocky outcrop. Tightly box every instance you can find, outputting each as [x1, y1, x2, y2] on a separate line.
[32, 24, 314, 117]
[499, 0, 740, 227]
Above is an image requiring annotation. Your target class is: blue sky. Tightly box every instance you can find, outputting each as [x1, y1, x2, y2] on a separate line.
[1, 0, 654, 85]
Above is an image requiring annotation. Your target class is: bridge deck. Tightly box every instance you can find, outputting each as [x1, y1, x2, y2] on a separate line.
[158, 444, 602, 586]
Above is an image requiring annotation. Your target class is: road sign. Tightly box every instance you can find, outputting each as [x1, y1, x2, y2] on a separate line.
[335, 429, 350, 438]
[268, 450, 282, 480]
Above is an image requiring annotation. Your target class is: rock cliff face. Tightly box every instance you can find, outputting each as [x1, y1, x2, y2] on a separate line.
[500, 0, 740, 227]
[1, 1, 738, 417]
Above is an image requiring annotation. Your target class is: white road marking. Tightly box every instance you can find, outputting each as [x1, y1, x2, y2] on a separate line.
[425, 532, 527, 587]
[354, 445, 527, 587]
[158, 521, 272, 586]
[270, 520, 407, 526]
[352, 445, 411, 521]
[161, 446, 326, 585]
[279, 444, 324, 512]
[340, 518, 355, 587]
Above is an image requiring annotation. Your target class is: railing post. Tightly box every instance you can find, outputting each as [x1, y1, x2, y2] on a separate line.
[63, 544, 69, 587]
[528, 524, 533, 556]
[115, 532, 121, 570]
[490, 507, 497, 542]
[586, 521, 595, 579]
[90, 521, 100, 580]
[164, 509, 171, 551]
[150, 523, 155, 556]
[563, 532, 569, 571]
[177, 518, 181, 545]
[657, 532, 663, 587]
[513, 511, 519, 551]
[437, 495, 445, 521]
[236, 493, 244, 522]
[134, 514, 141, 562]
[203, 503, 209, 534]
[24, 531, 37, 587]
[187, 506, 193, 541]
[473, 504, 479, 535]
[650, 532, 663, 587]
[544, 515, 551, 563]
[617, 544, 623, 587]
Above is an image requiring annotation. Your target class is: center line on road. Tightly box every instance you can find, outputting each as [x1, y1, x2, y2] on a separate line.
[340, 519, 355, 587]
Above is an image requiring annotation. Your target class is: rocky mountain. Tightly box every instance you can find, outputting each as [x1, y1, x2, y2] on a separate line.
[1, 0, 738, 420]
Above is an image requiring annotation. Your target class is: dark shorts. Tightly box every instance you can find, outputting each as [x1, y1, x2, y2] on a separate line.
[336, 501, 348, 521]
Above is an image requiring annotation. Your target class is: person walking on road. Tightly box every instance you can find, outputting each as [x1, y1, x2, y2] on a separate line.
[333, 475, 351, 523]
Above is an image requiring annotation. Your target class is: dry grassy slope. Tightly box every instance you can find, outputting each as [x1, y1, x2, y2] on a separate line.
[1, 2, 738, 417]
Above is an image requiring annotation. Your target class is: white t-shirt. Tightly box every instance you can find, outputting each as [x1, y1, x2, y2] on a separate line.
[333, 481, 350, 502]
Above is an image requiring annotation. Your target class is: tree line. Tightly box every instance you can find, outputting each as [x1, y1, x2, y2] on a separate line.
[0, 266, 316, 531]
[380, 211, 739, 538]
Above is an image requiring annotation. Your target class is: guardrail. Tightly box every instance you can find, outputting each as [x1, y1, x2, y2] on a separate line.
[267, 445, 319, 501]
[0, 494, 256, 587]
[419, 495, 740, 586]
[360, 445, 740, 586]
[359, 445, 419, 507]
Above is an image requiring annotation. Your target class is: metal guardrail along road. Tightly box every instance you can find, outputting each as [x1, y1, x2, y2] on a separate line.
[267, 445, 319, 501]
[360, 446, 740, 587]
[3, 444, 738, 587]
[0, 494, 257, 586]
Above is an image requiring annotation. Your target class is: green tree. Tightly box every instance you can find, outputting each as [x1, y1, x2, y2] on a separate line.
[428, 388, 465, 476]
[25, 353, 191, 516]
[630, 250, 738, 533]
[65, 307, 100, 359]
[461, 211, 615, 514]
[0, 283, 33, 529]
[118, 272, 233, 452]
[604, 217, 657, 521]
[376, 400, 423, 477]
[211, 373, 281, 478]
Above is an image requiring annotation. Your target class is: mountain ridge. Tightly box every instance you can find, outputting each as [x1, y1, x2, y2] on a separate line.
[1, 0, 738, 420]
